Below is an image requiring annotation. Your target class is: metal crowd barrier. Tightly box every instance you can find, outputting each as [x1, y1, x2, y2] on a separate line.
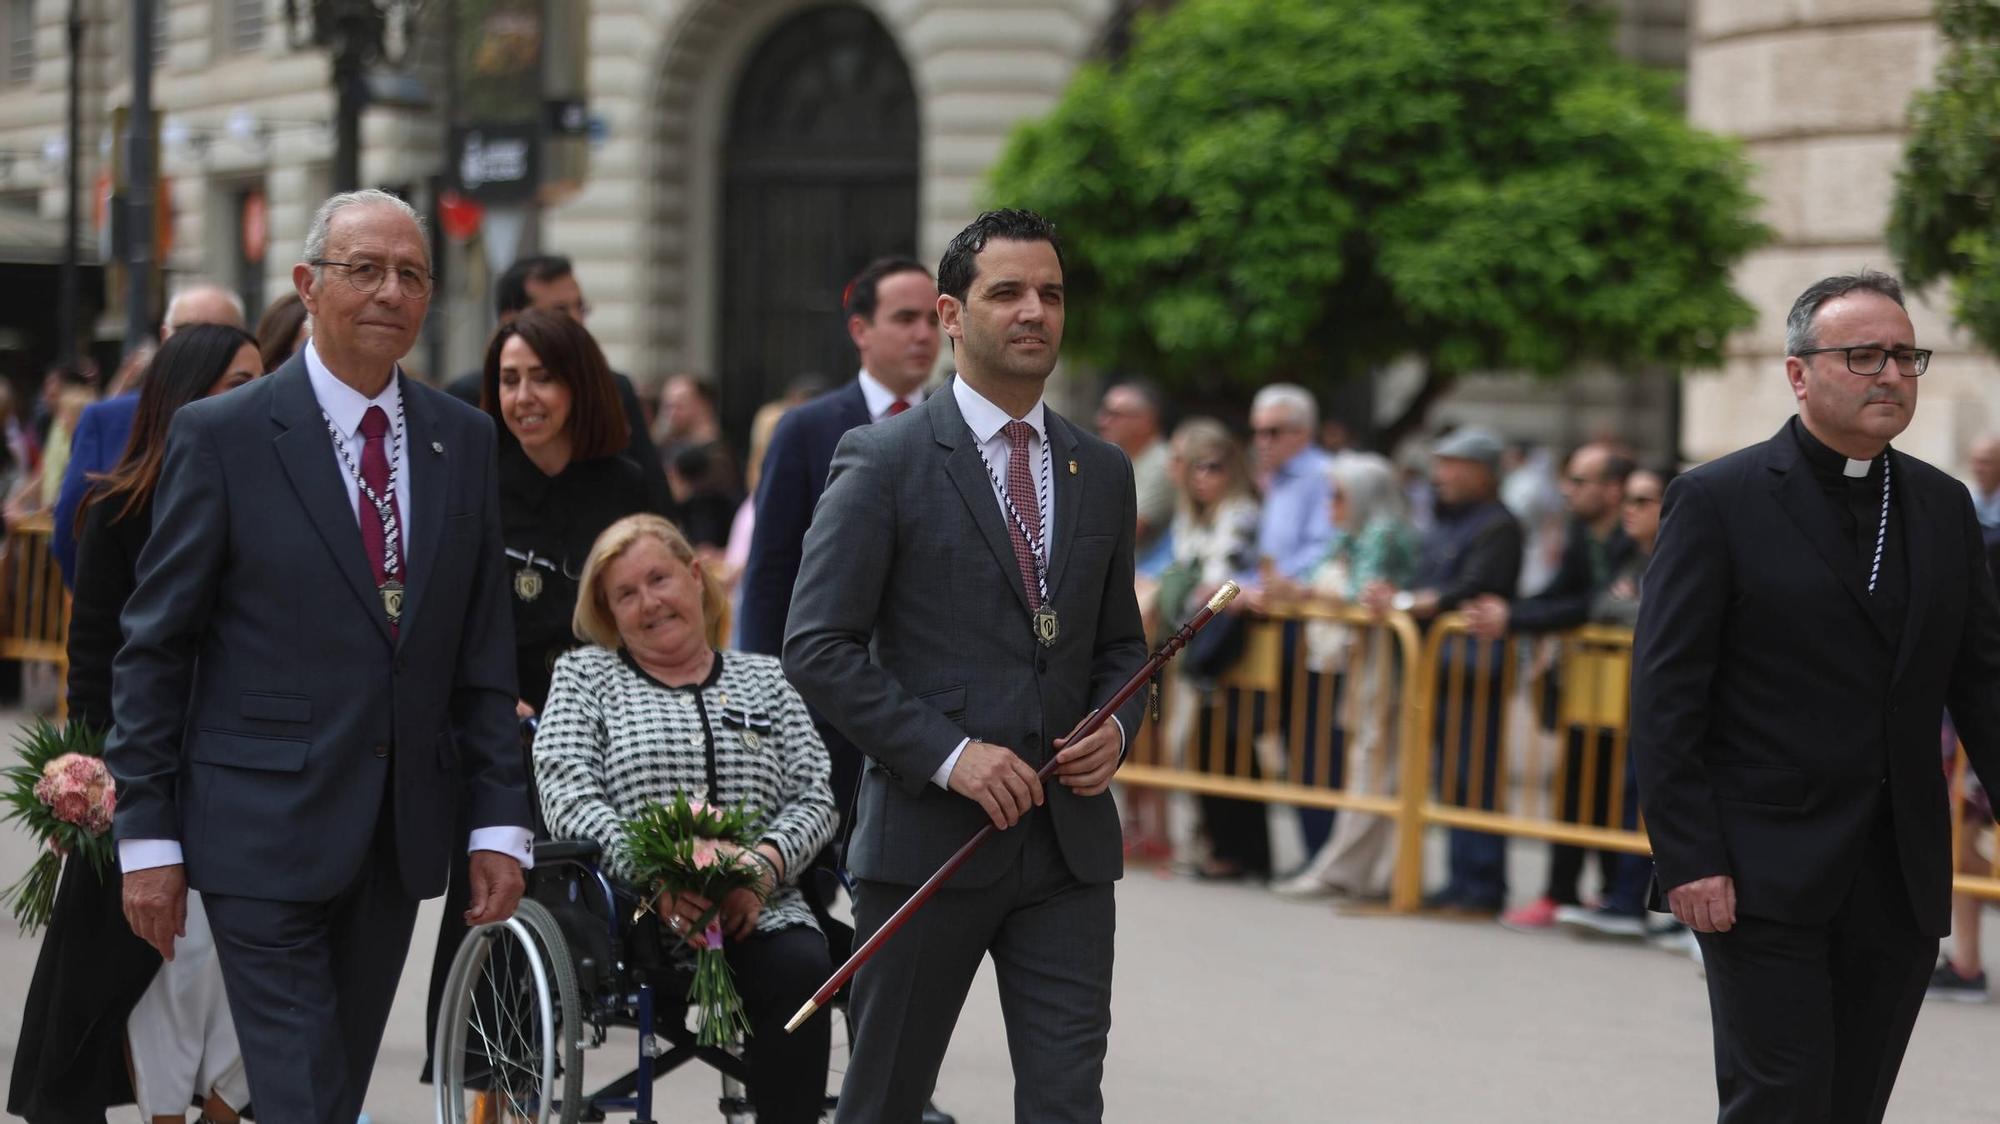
[1121, 606, 2000, 912]
[1, 512, 70, 718]
[1118, 601, 1428, 909]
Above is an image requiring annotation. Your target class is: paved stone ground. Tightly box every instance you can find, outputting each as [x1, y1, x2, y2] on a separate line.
[3, 707, 1998, 1122]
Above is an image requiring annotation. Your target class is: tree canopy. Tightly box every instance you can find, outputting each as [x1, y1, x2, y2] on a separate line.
[1889, 0, 2000, 354]
[989, 0, 1769, 437]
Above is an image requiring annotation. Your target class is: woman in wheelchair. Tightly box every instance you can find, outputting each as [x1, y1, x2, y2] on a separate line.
[533, 513, 839, 1123]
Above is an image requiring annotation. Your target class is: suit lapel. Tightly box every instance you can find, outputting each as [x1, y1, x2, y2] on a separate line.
[395, 376, 450, 647]
[1766, 431, 1890, 646]
[268, 362, 393, 645]
[1890, 449, 1930, 686]
[930, 386, 1035, 616]
[1044, 414, 1082, 600]
[836, 380, 870, 431]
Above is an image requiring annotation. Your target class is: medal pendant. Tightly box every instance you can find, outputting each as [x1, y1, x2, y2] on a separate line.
[1033, 605, 1060, 648]
[380, 579, 405, 624]
[514, 566, 544, 602]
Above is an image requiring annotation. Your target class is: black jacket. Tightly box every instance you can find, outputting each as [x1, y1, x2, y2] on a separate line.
[1510, 518, 1635, 634]
[497, 442, 658, 711]
[1631, 421, 2000, 936]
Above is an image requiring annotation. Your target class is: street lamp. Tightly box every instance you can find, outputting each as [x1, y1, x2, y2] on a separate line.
[282, 0, 428, 193]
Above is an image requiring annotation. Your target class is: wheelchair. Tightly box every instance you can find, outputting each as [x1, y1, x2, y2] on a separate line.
[432, 834, 855, 1124]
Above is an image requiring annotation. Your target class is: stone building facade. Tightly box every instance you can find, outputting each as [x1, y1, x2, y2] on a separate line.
[1681, 0, 1998, 470]
[0, 0, 1983, 469]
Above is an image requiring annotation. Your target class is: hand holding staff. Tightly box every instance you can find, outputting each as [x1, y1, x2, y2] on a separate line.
[786, 581, 1242, 1033]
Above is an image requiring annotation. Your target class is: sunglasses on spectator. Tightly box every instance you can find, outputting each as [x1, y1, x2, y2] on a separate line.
[1251, 426, 1294, 441]
[1191, 460, 1227, 474]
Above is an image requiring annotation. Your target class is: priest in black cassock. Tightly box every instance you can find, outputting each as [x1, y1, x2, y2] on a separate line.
[1631, 270, 2000, 1123]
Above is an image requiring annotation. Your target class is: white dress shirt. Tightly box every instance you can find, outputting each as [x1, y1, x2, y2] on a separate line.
[931, 377, 1119, 789]
[121, 342, 533, 873]
[857, 368, 923, 422]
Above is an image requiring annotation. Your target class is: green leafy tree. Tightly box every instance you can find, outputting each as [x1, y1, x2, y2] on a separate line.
[1889, 0, 2000, 353]
[991, 0, 1769, 445]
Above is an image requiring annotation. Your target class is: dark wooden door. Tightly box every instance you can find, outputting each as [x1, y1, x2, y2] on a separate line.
[720, 4, 919, 441]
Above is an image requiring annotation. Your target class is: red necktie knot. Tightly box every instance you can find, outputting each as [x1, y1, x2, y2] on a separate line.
[887, 399, 911, 417]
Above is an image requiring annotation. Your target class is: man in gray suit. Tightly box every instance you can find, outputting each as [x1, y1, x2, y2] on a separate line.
[109, 189, 533, 1122]
[786, 209, 1149, 1123]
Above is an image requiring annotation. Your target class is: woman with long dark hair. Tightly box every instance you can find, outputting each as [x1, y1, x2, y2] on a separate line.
[10, 323, 262, 1124]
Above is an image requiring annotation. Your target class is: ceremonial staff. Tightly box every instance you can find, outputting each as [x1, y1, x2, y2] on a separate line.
[786, 580, 1242, 1033]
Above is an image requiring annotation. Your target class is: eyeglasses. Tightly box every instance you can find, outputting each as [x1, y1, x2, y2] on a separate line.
[1624, 495, 1660, 507]
[311, 259, 434, 299]
[1251, 426, 1292, 441]
[1793, 345, 1931, 377]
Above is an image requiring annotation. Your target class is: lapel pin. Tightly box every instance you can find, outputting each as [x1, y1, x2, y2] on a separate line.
[1068, 460, 1078, 475]
[431, 441, 444, 454]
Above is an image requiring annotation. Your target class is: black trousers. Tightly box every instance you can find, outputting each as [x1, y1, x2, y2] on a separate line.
[1194, 689, 1271, 876]
[1694, 816, 1936, 1123]
[204, 810, 420, 1124]
[728, 925, 835, 1124]
[1547, 728, 1621, 904]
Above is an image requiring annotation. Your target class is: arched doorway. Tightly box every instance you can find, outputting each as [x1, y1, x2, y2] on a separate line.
[719, 4, 919, 441]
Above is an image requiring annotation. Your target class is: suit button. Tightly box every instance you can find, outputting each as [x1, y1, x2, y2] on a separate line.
[373, 743, 390, 759]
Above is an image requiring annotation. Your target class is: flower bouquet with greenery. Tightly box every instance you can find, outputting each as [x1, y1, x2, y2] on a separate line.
[622, 791, 770, 1046]
[1, 720, 115, 935]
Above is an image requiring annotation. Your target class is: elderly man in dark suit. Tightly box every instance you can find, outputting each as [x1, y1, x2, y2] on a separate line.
[786, 209, 1149, 1123]
[740, 255, 940, 819]
[107, 189, 533, 1123]
[1633, 270, 2000, 1122]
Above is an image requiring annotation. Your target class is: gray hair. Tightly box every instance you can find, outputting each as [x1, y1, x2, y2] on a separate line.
[162, 281, 245, 327]
[1251, 382, 1318, 433]
[1329, 452, 1406, 532]
[1784, 270, 1906, 357]
[301, 189, 428, 274]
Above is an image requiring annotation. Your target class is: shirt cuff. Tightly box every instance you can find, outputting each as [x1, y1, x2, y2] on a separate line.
[1110, 715, 1126, 753]
[931, 738, 970, 789]
[119, 838, 184, 873]
[469, 826, 537, 869]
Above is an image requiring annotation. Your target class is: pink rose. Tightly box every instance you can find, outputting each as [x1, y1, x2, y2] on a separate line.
[50, 789, 89, 826]
[59, 754, 102, 788]
[691, 838, 722, 870]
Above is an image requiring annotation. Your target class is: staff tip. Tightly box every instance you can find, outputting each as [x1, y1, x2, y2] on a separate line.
[1208, 581, 1241, 612]
[784, 1000, 819, 1034]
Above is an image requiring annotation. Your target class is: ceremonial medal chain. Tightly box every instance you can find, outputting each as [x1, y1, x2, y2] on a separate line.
[322, 398, 407, 581]
[976, 430, 1054, 605]
[1869, 454, 1891, 595]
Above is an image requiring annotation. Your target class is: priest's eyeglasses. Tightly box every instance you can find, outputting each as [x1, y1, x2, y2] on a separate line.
[1793, 345, 1931, 377]
[311, 259, 434, 299]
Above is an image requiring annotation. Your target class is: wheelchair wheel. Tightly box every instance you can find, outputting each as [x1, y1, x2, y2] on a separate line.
[434, 898, 585, 1124]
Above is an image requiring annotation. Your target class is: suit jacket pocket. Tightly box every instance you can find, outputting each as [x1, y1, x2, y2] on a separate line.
[443, 511, 476, 540]
[1712, 761, 1806, 808]
[918, 684, 967, 721]
[191, 729, 310, 772]
[239, 691, 311, 724]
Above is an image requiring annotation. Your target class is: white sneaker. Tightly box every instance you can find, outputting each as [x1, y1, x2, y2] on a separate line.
[1270, 871, 1338, 899]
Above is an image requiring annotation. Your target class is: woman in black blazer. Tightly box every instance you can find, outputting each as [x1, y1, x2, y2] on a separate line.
[10, 323, 262, 1124]
[422, 308, 657, 1078]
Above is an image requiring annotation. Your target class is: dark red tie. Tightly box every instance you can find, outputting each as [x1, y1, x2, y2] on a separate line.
[887, 399, 910, 417]
[358, 406, 404, 627]
[1002, 420, 1042, 609]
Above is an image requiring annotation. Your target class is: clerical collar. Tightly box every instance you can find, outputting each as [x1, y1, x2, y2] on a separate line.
[1790, 416, 1881, 482]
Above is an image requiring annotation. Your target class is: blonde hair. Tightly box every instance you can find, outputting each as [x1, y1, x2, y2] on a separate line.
[573, 514, 729, 651]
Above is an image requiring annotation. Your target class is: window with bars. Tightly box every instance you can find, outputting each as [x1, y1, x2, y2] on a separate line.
[6, 0, 34, 84]
[227, 0, 263, 53]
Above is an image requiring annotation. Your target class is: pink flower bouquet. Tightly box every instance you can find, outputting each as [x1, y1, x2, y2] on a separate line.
[621, 791, 769, 1046]
[2, 720, 115, 934]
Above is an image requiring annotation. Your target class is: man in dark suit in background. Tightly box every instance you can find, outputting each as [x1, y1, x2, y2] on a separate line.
[108, 190, 533, 1123]
[1632, 270, 2000, 1122]
[786, 210, 1148, 1123]
[741, 255, 940, 818]
[445, 253, 668, 507]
